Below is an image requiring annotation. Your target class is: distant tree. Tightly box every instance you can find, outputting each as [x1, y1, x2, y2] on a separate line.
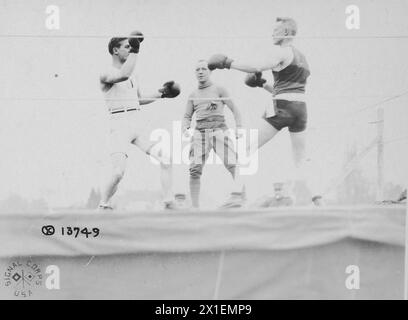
[336, 144, 376, 205]
[337, 170, 375, 204]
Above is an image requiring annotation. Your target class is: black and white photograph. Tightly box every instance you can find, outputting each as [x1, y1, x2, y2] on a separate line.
[0, 0, 407, 303]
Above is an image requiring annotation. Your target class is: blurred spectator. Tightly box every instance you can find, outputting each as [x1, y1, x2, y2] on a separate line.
[398, 189, 406, 203]
[251, 182, 294, 208]
[174, 193, 190, 210]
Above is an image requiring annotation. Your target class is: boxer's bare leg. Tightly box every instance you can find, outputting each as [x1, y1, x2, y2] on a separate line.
[246, 117, 280, 156]
[290, 131, 322, 205]
[236, 118, 280, 187]
[133, 135, 174, 204]
[100, 153, 127, 208]
[290, 131, 307, 167]
[219, 118, 281, 209]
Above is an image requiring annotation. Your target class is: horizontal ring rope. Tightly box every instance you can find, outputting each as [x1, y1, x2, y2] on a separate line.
[0, 34, 408, 40]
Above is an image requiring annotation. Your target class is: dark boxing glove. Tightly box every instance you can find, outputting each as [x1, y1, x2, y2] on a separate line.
[159, 81, 181, 98]
[128, 30, 144, 53]
[245, 72, 266, 88]
[207, 54, 234, 71]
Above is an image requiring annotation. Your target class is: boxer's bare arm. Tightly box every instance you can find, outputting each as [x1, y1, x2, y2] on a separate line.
[262, 83, 275, 94]
[138, 81, 181, 104]
[100, 53, 138, 85]
[219, 87, 242, 128]
[138, 88, 162, 105]
[230, 62, 261, 73]
[230, 48, 286, 73]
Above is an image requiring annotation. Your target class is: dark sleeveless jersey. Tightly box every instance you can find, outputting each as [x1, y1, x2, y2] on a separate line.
[272, 46, 310, 96]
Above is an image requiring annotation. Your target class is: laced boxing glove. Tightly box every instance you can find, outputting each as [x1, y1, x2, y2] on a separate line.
[245, 72, 266, 88]
[207, 54, 234, 71]
[159, 81, 181, 98]
[128, 30, 144, 53]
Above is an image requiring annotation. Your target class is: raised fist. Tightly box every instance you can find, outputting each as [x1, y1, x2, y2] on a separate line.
[245, 72, 266, 88]
[128, 30, 144, 53]
[207, 54, 234, 71]
[159, 81, 181, 98]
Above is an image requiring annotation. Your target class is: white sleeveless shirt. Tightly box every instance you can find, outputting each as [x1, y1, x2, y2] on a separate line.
[103, 70, 140, 112]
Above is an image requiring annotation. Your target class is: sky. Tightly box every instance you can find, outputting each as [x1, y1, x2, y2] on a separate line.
[0, 0, 408, 207]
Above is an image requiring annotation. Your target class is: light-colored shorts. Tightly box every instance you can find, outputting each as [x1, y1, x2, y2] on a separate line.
[108, 110, 150, 156]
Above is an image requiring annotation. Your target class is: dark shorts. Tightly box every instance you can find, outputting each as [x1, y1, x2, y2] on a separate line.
[264, 100, 307, 133]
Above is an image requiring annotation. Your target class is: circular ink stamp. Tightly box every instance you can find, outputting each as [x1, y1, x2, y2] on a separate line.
[3, 260, 43, 298]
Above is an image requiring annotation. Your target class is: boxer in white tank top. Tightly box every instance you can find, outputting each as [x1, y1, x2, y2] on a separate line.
[98, 34, 181, 210]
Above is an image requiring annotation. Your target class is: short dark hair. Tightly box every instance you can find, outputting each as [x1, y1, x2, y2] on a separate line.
[276, 17, 297, 36]
[196, 59, 210, 70]
[196, 59, 208, 66]
[108, 37, 127, 55]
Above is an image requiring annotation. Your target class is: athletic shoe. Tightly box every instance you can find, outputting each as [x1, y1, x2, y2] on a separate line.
[163, 200, 178, 210]
[311, 195, 324, 206]
[219, 192, 246, 209]
[98, 204, 114, 211]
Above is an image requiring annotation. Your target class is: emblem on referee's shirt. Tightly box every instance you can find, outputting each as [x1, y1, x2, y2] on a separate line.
[3, 260, 43, 298]
[207, 101, 218, 110]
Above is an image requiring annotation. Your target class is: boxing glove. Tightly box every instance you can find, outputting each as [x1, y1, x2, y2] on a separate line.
[128, 30, 144, 53]
[207, 54, 234, 70]
[159, 81, 181, 98]
[245, 72, 266, 88]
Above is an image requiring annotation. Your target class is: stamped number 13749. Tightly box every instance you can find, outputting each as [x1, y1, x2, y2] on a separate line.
[61, 227, 99, 238]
